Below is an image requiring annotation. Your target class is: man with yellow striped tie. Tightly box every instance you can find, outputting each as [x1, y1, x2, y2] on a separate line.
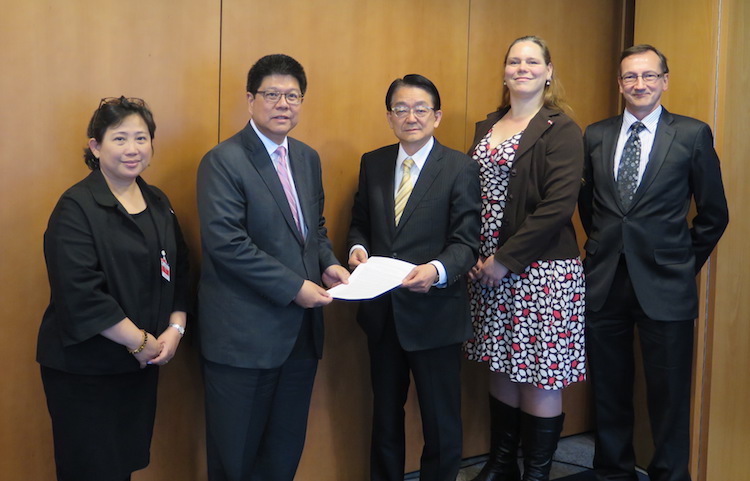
[347, 74, 481, 481]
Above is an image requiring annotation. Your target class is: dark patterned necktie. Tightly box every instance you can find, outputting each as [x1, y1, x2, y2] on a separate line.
[616, 121, 646, 209]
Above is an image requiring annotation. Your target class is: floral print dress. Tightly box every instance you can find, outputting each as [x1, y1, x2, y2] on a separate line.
[464, 130, 586, 390]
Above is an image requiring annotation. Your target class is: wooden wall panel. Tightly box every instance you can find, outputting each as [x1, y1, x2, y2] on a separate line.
[464, 0, 626, 444]
[0, 1, 220, 480]
[632, 0, 721, 476]
[3, 0, 628, 479]
[465, 0, 625, 148]
[705, 0, 750, 479]
[218, 1, 472, 476]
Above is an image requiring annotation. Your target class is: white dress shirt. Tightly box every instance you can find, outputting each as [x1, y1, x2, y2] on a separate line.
[250, 119, 307, 238]
[352, 137, 447, 287]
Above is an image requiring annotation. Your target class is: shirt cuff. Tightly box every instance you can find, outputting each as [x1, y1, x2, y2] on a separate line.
[429, 260, 447, 288]
[350, 245, 368, 258]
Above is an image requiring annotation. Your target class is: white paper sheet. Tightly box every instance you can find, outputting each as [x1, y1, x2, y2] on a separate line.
[327, 256, 416, 300]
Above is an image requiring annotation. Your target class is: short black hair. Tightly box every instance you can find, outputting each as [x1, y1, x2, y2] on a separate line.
[385, 74, 441, 111]
[246, 54, 307, 95]
[620, 44, 670, 74]
[83, 96, 155, 170]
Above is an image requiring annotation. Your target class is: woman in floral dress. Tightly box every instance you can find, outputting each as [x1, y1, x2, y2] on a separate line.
[465, 36, 585, 481]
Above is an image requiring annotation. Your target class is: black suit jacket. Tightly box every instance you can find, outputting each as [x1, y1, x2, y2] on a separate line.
[347, 139, 481, 351]
[579, 108, 728, 320]
[196, 122, 340, 369]
[37, 169, 190, 374]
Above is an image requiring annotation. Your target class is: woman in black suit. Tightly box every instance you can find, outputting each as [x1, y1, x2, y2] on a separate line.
[464, 37, 585, 481]
[37, 97, 189, 481]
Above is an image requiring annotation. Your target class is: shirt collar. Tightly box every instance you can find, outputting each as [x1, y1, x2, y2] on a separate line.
[397, 137, 434, 170]
[622, 105, 662, 134]
[250, 119, 289, 157]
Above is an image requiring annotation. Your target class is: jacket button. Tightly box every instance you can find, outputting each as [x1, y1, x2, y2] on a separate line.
[510, 169, 517, 177]
[508, 193, 514, 200]
[392, 252, 398, 258]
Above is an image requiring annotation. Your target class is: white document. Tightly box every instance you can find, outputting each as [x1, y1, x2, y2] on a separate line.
[327, 256, 416, 300]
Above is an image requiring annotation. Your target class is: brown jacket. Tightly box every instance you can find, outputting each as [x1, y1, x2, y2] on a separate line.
[470, 106, 584, 274]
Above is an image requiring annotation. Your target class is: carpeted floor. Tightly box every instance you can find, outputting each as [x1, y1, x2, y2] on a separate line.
[406, 432, 649, 480]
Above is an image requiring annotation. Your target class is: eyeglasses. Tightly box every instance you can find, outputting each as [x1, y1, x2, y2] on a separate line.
[255, 90, 304, 105]
[619, 73, 665, 85]
[91, 97, 147, 129]
[390, 106, 435, 119]
[97, 96, 146, 110]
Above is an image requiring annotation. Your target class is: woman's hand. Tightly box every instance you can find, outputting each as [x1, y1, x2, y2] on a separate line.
[147, 311, 187, 367]
[468, 257, 484, 282]
[148, 328, 182, 366]
[132, 332, 162, 368]
[477, 257, 509, 287]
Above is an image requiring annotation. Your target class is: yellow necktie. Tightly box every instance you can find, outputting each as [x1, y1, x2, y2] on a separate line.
[394, 157, 414, 225]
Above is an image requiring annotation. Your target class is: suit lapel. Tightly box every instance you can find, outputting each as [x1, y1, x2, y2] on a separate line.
[632, 110, 674, 207]
[241, 123, 304, 244]
[137, 177, 169, 246]
[514, 108, 555, 161]
[373, 146, 398, 239]
[599, 116, 625, 211]
[396, 141, 444, 232]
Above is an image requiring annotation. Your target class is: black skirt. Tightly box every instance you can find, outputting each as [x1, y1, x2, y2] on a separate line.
[40, 365, 159, 481]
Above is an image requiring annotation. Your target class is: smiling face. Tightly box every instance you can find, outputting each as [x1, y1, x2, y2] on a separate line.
[386, 86, 442, 155]
[89, 113, 153, 187]
[504, 40, 553, 101]
[619, 50, 669, 119]
[247, 74, 302, 143]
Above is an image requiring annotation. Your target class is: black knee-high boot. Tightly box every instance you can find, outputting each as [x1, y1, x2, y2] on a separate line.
[470, 396, 521, 481]
[520, 412, 565, 481]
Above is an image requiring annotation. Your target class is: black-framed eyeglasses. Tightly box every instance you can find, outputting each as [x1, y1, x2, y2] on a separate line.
[619, 73, 665, 85]
[390, 106, 435, 119]
[255, 90, 304, 105]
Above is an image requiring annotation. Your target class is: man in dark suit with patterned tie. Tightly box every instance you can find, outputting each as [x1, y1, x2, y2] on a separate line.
[197, 54, 349, 481]
[579, 45, 729, 481]
[347, 74, 481, 481]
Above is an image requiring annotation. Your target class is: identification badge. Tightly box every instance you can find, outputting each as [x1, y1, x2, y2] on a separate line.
[160, 250, 171, 281]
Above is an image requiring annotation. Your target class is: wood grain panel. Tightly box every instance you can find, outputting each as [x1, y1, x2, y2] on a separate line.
[0, 1, 219, 480]
[3, 1, 630, 479]
[464, 0, 626, 451]
[465, 0, 625, 150]
[705, 0, 750, 479]
[218, 1, 473, 476]
[632, 1, 721, 476]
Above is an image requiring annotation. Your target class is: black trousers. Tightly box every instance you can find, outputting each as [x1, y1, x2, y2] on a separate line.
[586, 258, 694, 481]
[203, 313, 318, 481]
[367, 315, 463, 481]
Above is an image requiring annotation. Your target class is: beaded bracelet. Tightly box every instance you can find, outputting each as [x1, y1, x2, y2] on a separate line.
[127, 329, 148, 354]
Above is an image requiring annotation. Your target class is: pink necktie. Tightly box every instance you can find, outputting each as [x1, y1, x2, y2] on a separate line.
[274, 146, 302, 234]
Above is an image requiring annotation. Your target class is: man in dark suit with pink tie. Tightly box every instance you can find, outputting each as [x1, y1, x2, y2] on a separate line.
[197, 54, 349, 481]
[579, 45, 729, 481]
[347, 74, 481, 481]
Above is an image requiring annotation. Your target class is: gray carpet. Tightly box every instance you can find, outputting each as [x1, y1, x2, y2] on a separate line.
[406, 432, 649, 480]
[456, 432, 594, 480]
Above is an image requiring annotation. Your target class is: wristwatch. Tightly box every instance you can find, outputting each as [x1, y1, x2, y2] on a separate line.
[168, 323, 185, 336]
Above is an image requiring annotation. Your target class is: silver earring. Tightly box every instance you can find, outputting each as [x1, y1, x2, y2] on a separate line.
[546, 79, 551, 86]
[503, 81, 507, 86]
